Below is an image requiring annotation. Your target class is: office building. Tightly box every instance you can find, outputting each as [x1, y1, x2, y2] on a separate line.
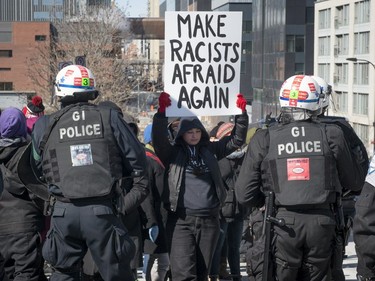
[0, 22, 53, 92]
[251, 0, 314, 122]
[212, 0, 253, 105]
[0, 0, 111, 21]
[315, 0, 373, 154]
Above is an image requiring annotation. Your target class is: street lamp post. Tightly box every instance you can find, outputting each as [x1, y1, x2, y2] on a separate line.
[346, 57, 375, 155]
[346, 57, 375, 70]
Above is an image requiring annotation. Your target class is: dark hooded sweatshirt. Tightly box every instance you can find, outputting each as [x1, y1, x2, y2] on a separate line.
[0, 108, 44, 234]
[152, 112, 249, 216]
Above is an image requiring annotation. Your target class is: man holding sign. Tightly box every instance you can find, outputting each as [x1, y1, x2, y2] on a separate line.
[152, 91, 248, 281]
[153, 12, 247, 280]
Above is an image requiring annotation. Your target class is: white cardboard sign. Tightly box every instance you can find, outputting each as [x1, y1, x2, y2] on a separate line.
[164, 11, 243, 117]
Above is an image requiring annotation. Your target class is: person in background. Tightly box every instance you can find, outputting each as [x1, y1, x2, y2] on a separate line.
[29, 65, 148, 281]
[152, 92, 248, 281]
[142, 123, 170, 281]
[209, 122, 249, 281]
[209, 121, 225, 142]
[235, 75, 364, 281]
[22, 96, 45, 134]
[0, 107, 46, 281]
[353, 157, 375, 281]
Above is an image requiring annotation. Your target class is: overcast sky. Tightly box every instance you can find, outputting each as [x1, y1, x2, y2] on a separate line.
[116, 0, 148, 17]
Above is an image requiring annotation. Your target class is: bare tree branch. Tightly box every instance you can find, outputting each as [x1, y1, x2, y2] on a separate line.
[26, 5, 149, 113]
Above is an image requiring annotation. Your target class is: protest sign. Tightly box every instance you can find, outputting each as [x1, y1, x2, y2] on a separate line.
[164, 11, 243, 117]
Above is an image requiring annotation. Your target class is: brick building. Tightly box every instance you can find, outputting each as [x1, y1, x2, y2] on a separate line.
[0, 21, 52, 92]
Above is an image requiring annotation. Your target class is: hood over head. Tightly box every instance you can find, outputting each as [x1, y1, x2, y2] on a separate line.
[0, 107, 27, 139]
[174, 117, 209, 145]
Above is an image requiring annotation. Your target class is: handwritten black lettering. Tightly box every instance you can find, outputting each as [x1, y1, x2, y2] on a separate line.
[177, 14, 227, 39]
[178, 86, 229, 109]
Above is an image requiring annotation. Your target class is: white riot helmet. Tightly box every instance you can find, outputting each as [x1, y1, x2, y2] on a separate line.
[310, 75, 332, 109]
[54, 65, 98, 102]
[279, 75, 322, 113]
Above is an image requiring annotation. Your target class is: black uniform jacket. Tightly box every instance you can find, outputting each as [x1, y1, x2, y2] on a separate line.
[0, 139, 44, 234]
[235, 120, 364, 209]
[31, 103, 148, 203]
[141, 146, 169, 254]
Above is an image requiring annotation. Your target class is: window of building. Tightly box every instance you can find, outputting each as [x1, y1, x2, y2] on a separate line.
[35, 35, 46, 41]
[243, 20, 252, 33]
[295, 63, 304, 75]
[306, 7, 314, 24]
[335, 4, 349, 28]
[335, 91, 348, 113]
[287, 35, 304, 53]
[335, 34, 349, 56]
[0, 32, 12, 43]
[287, 36, 295, 53]
[242, 41, 252, 55]
[34, 11, 50, 20]
[353, 92, 369, 115]
[353, 63, 369, 85]
[355, 0, 370, 24]
[334, 63, 348, 84]
[0, 68, 11, 71]
[88, 0, 107, 5]
[354, 32, 370, 54]
[318, 9, 331, 29]
[353, 123, 369, 145]
[0, 82, 13, 90]
[295, 36, 304, 52]
[0, 50, 12, 57]
[318, 36, 330, 56]
[42, 0, 63, 4]
[240, 61, 246, 74]
[318, 64, 330, 82]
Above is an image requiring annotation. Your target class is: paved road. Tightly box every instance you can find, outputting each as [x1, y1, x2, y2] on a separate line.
[137, 234, 358, 280]
[342, 234, 358, 281]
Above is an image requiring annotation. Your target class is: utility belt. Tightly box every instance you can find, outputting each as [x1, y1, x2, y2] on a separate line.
[277, 203, 332, 211]
[357, 275, 375, 281]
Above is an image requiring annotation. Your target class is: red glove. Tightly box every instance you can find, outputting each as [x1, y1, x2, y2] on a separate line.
[158, 92, 171, 113]
[236, 94, 247, 112]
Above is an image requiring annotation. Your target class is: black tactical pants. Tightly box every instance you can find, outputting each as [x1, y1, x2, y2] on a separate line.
[0, 231, 44, 281]
[166, 212, 220, 281]
[273, 207, 336, 281]
[42, 199, 135, 281]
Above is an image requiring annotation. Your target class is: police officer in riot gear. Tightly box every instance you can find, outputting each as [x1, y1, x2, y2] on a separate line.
[354, 157, 375, 281]
[29, 65, 148, 281]
[312, 75, 368, 281]
[235, 75, 364, 281]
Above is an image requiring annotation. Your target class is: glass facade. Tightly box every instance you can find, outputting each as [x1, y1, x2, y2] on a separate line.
[0, 0, 110, 21]
[251, 0, 314, 122]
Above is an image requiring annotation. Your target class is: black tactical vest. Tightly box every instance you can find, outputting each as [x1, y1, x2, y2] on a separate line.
[319, 115, 369, 181]
[1, 143, 28, 196]
[41, 104, 123, 199]
[261, 122, 340, 206]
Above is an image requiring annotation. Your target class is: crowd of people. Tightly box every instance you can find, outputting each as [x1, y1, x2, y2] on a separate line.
[1, 64, 375, 281]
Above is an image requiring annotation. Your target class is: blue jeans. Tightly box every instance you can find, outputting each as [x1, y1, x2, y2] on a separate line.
[210, 217, 244, 276]
[167, 212, 220, 281]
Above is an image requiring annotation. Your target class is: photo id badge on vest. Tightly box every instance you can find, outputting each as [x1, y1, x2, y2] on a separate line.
[70, 144, 93, 167]
[287, 158, 310, 180]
